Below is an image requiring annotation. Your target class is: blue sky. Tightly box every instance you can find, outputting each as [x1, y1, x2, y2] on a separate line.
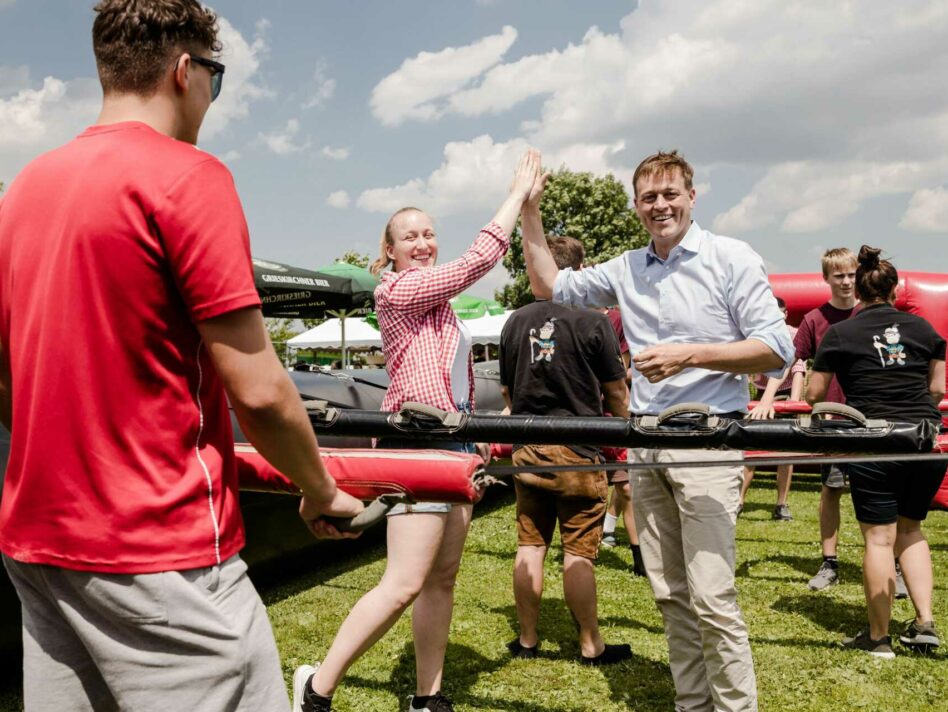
[2, 0, 947, 299]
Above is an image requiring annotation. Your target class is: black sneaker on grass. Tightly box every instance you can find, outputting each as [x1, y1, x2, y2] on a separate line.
[507, 637, 538, 659]
[409, 692, 455, 711]
[293, 663, 333, 712]
[580, 643, 632, 666]
[772, 504, 793, 521]
[900, 619, 940, 652]
[841, 628, 895, 659]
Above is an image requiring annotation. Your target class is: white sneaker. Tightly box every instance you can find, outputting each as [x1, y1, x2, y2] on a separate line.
[292, 662, 318, 711]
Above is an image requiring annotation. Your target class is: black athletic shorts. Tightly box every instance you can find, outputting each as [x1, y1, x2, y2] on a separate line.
[847, 459, 946, 524]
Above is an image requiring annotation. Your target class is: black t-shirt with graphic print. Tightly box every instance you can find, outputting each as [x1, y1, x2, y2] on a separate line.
[813, 303, 946, 423]
[499, 300, 627, 459]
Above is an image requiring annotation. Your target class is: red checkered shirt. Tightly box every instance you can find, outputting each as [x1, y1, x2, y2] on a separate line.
[376, 222, 510, 413]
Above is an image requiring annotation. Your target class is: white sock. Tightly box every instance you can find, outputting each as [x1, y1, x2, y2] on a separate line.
[603, 513, 617, 535]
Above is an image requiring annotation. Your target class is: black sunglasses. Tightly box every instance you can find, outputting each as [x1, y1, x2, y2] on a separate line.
[188, 55, 225, 102]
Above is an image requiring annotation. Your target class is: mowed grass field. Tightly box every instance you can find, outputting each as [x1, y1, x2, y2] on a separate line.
[2, 471, 947, 711]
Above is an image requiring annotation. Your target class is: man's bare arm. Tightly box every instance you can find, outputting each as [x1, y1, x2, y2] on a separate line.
[805, 370, 833, 404]
[601, 378, 629, 418]
[520, 169, 559, 300]
[633, 339, 784, 384]
[196, 307, 363, 536]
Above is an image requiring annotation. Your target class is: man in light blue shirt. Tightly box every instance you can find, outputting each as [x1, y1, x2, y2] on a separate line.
[520, 150, 793, 712]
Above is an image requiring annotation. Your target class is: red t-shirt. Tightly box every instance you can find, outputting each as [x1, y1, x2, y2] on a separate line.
[0, 122, 261, 573]
[794, 302, 857, 404]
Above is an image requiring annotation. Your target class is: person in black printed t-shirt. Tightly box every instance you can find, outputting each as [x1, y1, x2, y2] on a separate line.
[499, 235, 632, 667]
[808, 245, 946, 660]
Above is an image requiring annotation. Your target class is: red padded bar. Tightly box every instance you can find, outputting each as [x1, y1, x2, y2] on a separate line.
[236, 444, 482, 503]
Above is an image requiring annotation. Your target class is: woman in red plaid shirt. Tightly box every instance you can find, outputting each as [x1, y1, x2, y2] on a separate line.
[294, 150, 540, 712]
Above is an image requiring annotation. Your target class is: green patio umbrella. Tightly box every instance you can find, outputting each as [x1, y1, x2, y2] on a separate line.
[314, 262, 380, 367]
[449, 293, 505, 320]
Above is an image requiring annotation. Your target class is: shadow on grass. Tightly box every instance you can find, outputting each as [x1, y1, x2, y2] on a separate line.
[347, 637, 676, 711]
[253, 488, 517, 605]
[772, 592, 865, 635]
[736, 554, 862, 584]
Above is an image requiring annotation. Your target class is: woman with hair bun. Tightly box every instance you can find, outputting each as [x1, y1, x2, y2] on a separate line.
[293, 149, 541, 712]
[807, 245, 946, 659]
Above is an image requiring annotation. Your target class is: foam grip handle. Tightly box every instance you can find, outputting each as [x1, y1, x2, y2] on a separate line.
[323, 498, 392, 533]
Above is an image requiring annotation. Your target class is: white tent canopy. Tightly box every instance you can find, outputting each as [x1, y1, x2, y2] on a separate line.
[287, 311, 513, 351]
[287, 318, 382, 349]
[464, 311, 512, 345]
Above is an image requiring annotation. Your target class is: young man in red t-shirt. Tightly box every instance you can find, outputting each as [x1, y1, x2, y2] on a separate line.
[794, 248, 858, 591]
[0, 2, 362, 709]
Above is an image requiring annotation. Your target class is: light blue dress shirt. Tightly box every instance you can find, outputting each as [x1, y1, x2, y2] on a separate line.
[553, 222, 794, 415]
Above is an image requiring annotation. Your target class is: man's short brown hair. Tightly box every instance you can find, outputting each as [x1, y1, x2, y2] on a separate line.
[93, 0, 221, 96]
[821, 247, 856, 278]
[632, 150, 694, 197]
[547, 236, 584, 271]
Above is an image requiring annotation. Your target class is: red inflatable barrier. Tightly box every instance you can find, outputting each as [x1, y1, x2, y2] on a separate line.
[236, 444, 482, 504]
[770, 272, 948, 506]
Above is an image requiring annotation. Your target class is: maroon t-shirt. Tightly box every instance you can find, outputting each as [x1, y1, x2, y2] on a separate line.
[794, 302, 857, 403]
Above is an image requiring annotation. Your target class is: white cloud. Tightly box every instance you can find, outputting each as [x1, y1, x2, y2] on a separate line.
[258, 118, 309, 155]
[0, 73, 100, 165]
[326, 190, 351, 209]
[199, 16, 273, 140]
[370, 26, 517, 126]
[364, 1, 948, 232]
[302, 60, 335, 109]
[321, 145, 349, 161]
[900, 187, 948, 233]
[712, 161, 942, 235]
[356, 134, 634, 217]
[220, 149, 241, 162]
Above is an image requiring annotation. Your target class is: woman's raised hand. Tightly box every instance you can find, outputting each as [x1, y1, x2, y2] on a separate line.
[510, 148, 541, 202]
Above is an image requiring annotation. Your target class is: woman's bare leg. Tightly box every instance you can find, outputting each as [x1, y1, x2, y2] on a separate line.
[412, 504, 473, 696]
[311, 512, 448, 696]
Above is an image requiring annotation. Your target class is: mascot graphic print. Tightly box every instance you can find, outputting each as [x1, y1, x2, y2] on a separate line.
[872, 323, 906, 367]
[529, 317, 557, 363]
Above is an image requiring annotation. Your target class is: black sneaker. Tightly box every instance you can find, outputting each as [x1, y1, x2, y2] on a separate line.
[841, 628, 895, 659]
[409, 692, 454, 711]
[293, 664, 333, 712]
[899, 619, 941, 652]
[772, 504, 793, 521]
[507, 637, 538, 659]
[580, 643, 632, 666]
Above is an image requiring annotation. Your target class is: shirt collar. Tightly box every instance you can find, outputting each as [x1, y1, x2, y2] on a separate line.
[645, 221, 702, 265]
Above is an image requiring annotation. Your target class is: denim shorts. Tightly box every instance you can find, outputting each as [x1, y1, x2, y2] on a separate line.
[377, 419, 475, 517]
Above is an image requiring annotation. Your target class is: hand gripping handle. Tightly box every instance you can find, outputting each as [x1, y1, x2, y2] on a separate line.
[323, 495, 406, 533]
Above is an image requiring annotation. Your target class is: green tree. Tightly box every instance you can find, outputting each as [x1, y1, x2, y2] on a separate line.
[495, 168, 649, 309]
[266, 317, 300, 366]
[338, 250, 369, 268]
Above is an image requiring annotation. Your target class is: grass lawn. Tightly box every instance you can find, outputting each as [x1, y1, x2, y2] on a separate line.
[267, 472, 948, 711]
[2, 471, 947, 710]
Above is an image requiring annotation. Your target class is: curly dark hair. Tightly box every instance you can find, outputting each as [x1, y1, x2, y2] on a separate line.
[93, 0, 221, 96]
[855, 245, 899, 303]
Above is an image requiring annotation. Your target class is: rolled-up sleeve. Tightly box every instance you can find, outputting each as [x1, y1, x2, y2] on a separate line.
[727, 245, 795, 378]
[552, 261, 619, 309]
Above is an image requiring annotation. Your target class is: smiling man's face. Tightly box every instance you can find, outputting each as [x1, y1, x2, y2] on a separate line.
[633, 169, 696, 256]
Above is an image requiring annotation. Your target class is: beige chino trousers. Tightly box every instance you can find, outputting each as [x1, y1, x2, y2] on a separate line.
[630, 448, 757, 712]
